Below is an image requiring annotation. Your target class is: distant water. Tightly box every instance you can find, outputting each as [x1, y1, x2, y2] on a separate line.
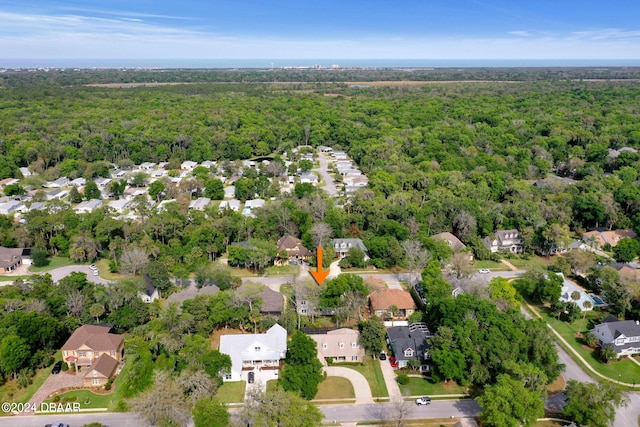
[2, 58, 640, 69]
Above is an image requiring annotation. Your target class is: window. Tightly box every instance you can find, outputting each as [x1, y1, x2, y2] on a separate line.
[110, 351, 115, 357]
[95, 352, 99, 357]
[79, 352, 85, 357]
[339, 343, 344, 349]
[351, 342, 357, 348]
[255, 346, 261, 352]
[92, 379, 101, 385]
[404, 349, 414, 357]
[322, 343, 328, 349]
[352, 356, 358, 361]
[63, 351, 67, 357]
[92, 371, 98, 377]
[224, 373, 232, 380]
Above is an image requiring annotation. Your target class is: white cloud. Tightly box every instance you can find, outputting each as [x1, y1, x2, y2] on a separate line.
[508, 31, 531, 37]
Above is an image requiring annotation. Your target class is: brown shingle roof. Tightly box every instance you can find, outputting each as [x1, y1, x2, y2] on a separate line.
[277, 235, 312, 257]
[369, 289, 416, 311]
[61, 325, 123, 352]
[85, 353, 118, 379]
[0, 247, 23, 269]
[430, 232, 466, 253]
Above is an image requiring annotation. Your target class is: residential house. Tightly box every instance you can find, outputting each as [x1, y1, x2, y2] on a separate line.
[332, 151, 348, 160]
[483, 229, 524, 253]
[201, 160, 216, 169]
[181, 160, 198, 170]
[61, 324, 124, 386]
[0, 178, 19, 189]
[139, 275, 160, 303]
[107, 199, 130, 214]
[591, 315, 640, 357]
[94, 177, 111, 188]
[223, 186, 236, 199]
[18, 167, 32, 177]
[188, 197, 211, 211]
[557, 273, 594, 311]
[74, 199, 102, 214]
[608, 146, 638, 158]
[310, 328, 365, 364]
[69, 177, 87, 187]
[332, 238, 369, 260]
[430, 232, 467, 253]
[582, 229, 637, 249]
[386, 323, 432, 371]
[0, 247, 23, 273]
[275, 235, 312, 265]
[219, 199, 241, 212]
[299, 172, 319, 185]
[139, 162, 156, 170]
[369, 288, 417, 319]
[219, 323, 287, 382]
[238, 283, 284, 316]
[0, 200, 21, 215]
[45, 189, 68, 200]
[243, 199, 265, 217]
[343, 174, 368, 187]
[317, 145, 333, 153]
[44, 177, 70, 188]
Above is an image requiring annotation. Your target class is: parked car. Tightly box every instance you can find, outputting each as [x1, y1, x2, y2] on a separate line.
[415, 396, 431, 405]
[93, 270, 99, 276]
[51, 361, 63, 374]
[379, 352, 387, 360]
[248, 371, 255, 384]
[44, 423, 70, 427]
[89, 264, 97, 270]
[478, 268, 490, 274]
[389, 356, 398, 368]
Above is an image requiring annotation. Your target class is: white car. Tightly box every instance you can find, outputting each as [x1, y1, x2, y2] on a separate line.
[415, 396, 431, 405]
[93, 270, 99, 276]
[478, 268, 490, 274]
[89, 264, 97, 270]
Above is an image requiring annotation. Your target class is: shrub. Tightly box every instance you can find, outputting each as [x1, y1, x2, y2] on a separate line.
[397, 373, 409, 385]
[104, 377, 114, 391]
[62, 362, 69, 371]
[16, 372, 32, 389]
[582, 332, 598, 348]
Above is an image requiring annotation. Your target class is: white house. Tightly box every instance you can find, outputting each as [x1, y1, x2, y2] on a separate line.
[139, 276, 160, 303]
[19, 167, 32, 177]
[483, 229, 524, 253]
[332, 238, 370, 260]
[189, 197, 211, 211]
[44, 177, 70, 188]
[219, 324, 287, 382]
[181, 160, 198, 170]
[219, 199, 241, 212]
[46, 189, 68, 200]
[74, 199, 102, 214]
[69, 177, 87, 187]
[139, 162, 156, 170]
[0, 200, 21, 215]
[108, 199, 130, 214]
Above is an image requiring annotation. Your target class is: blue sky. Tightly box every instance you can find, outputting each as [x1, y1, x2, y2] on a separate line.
[1, 0, 639, 63]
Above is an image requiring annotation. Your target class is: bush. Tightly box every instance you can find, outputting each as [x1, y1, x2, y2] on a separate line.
[397, 373, 409, 385]
[16, 372, 32, 389]
[104, 377, 114, 391]
[31, 248, 50, 267]
[109, 260, 119, 273]
[62, 362, 69, 371]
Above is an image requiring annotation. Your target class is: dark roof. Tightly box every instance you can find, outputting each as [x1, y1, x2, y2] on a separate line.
[143, 275, 157, 297]
[386, 323, 431, 362]
[238, 283, 283, 314]
[277, 235, 312, 258]
[430, 232, 466, 252]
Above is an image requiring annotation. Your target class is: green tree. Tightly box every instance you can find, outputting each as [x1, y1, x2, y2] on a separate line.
[477, 374, 545, 427]
[358, 316, 386, 356]
[84, 179, 101, 200]
[241, 388, 323, 427]
[0, 335, 31, 379]
[299, 159, 313, 172]
[192, 397, 229, 427]
[600, 345, 618, 363]
[613, 237, 640, 262]
[30, 248, 50, 267]
[563, 380, 628, 427]
[339, 247, 367, 268]
[489, 277, 520, 307]
[148, 180, 165, 201]
[204, 178, 224, 200]
[69, 186, 83, 203]
[280, 331, 323, 400]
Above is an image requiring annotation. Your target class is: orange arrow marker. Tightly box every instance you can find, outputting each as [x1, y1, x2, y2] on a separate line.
[309, 246, 329, 286]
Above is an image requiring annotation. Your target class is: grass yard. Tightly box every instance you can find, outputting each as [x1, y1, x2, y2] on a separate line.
[95, 259, 133, 281]
[397, 376, 467, 397]
[316, 376, 355, 400]
[536, 306, 640, 385]
[0, 275, 31, 282]
[505, 255, 555, 270]
[0, 361, 54, 407]
[44, 389, 116, 410]
[474, 260, 508, 270]
[216, 381, 246, 403]
[343, 358, 388, 398]
[264, 264, 299, 277]
[28, 257, 76, 272]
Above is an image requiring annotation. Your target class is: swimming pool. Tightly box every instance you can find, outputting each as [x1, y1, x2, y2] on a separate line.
[589, 294, 607, 306]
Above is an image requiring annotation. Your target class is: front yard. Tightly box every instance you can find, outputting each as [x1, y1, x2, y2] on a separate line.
[397, 376, 467, 397]
[316, 376, 355, 400]
[343, 358, 388, 398]
[216, 381, 246, 403]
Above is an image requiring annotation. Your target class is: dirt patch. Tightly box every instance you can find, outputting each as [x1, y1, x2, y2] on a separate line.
[211, 328, 244, 349]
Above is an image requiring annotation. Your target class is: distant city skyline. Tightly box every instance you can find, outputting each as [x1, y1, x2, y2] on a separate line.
[1, 1, 639, 66]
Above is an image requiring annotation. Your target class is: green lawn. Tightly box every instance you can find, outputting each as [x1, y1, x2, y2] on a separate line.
[536, 306, 640, 385]
[28, 257, 76, 272]
[0, 275, 31, 282]
[397, 376, 467, 397]
[43, 389, 116, 410]
[505, 255, 554, 270]
[343, 358, 388, 398]
[316, 376, 355, 399]
[264, 265, 299, 277]
[0, 360, 56, 408]
[473, 260, 508, 270]
[216, 381, 246, 403]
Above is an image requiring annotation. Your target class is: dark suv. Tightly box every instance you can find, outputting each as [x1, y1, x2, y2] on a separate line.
[51, 361, 63, 374]
[248, 371, 255, 384]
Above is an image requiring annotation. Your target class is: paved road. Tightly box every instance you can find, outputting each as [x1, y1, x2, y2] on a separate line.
[321, 400, 481, 423]
[0, 412, 141, 427]
[315, 151, 338, 196]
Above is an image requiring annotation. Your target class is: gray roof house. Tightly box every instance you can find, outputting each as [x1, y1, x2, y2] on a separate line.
[386, 323, 432, 371]
[332, 238, 369, 260]
[139, 275, 160, 303]
[219, 324, 287, 382]
[188, 197, 211, 211]
[591, 315, 640, 357]
[483, 229, 523, 253]
[74, 199, 102, 214]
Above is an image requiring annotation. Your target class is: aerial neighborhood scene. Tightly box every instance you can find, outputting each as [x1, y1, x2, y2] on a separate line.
[1, 1, 640, 427]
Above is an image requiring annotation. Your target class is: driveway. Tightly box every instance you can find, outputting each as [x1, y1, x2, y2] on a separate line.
[45, 265, 112, 285]
[21, 371, 84, 414]
[323, 366, 374, 404]
[377, 357, 402, 400]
